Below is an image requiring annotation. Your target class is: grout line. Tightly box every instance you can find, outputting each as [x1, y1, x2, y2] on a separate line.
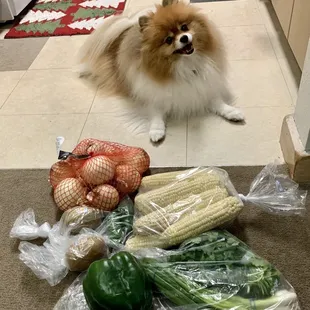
[27, 67, 76, 71]
[77, 87, 98, 142]
[0, 105, 293, 118]
[287, 0, 295, 38]
[0, 71, 27, 110]
[0, 113, 90, 116]
[256, 0, 296, 106]
[218, 23, 264, 28]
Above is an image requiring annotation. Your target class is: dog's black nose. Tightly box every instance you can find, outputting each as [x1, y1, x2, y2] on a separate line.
[180, 35, 188, 43]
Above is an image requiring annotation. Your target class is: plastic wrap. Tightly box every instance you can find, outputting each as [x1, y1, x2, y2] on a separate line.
[54, 230, 301, 310]
[140, 230, 301, 310]
[10, 208, 51, 240]
[239, 163, 307, 215]
[19, 225, 108, 286]
[50, 138, 150, 212]
[59, 205, 105, 234]
[96, 195, 134, 249]
[126, 165, 306, 251]
[53, 274, 89, 310]
[15, 197, 133, 285]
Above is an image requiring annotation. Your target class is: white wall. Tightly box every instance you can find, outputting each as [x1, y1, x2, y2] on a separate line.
[0, 0, 14, 21]
[294, 39, 310, 152]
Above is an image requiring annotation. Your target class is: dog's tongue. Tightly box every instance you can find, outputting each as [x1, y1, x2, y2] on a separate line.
[180, 43, 193, 54]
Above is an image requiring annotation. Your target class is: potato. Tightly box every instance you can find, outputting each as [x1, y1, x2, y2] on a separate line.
[60, 206, 104, 234]
[66, 234, 107, 272]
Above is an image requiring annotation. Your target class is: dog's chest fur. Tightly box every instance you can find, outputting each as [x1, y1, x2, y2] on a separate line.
[127, 53, 226, 117]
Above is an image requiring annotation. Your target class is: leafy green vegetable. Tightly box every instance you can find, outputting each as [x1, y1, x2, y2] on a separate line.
[142, 230, 290, 309]
[96, 196, 134, 249]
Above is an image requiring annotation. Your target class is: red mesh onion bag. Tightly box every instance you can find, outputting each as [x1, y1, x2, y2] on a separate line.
[49, 139, 150, 212]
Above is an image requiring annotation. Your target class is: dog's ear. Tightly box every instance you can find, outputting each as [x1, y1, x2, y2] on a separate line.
[162, 0, 178, 7]
[139, 16, 149, 30]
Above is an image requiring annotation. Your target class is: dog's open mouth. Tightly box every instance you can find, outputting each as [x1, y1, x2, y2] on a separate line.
[174, 43, 194, 55]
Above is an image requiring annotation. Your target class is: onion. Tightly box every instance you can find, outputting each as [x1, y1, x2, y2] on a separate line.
[87, 184, 119, 211]
[49, 161, 76, 189]
[80, 156, 115, 185]
[120, 149, 150, 174]
[54, 178, 87, 211]
[113, 165, 141, 194]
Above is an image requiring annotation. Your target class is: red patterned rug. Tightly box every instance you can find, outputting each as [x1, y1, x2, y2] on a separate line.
[5, 0, 126, 38]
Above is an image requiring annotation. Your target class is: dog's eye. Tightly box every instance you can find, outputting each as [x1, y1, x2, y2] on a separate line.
[165, 36, 173, 45]
[181, 24, 188, 31]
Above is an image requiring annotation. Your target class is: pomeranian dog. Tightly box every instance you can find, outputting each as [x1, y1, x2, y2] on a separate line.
[77, 0, 244, 142]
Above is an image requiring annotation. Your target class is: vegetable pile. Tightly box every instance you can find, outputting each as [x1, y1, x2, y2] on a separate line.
[11, 155, 306, 309]
[57, 231, 299, 310]
[49, 139, 150, 212]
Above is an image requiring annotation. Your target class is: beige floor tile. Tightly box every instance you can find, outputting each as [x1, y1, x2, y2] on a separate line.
[0, 28, 9, 40]
[278, 57, 302, 105]
[0, 38, 48, 71]
[221, 25, 275, 60]
[256, 0, 293, 60]
[193, 0, 262, 27]
[29, 36, 88, 70]
[0, 114, 87, 168]
[0, 71, 25, 108]
[0, 69, 96, 115]
[187, 106, 293, 166]
[80, 113, 187, 167]
[227, 59, 293, 107]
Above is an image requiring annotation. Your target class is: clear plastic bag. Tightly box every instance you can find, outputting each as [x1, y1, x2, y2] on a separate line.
[15, 197, 134, 286]
[126, 164, 306, 251]
[19, 225, 108, 286]
[139, 230, 301, 310]
[59, 205, 105, 234]
[10, 208, 51, 240]
[54, 230, 301, 310]
[240, 163, 307, 215]
[96, 195, 134, 249]
[53, 274, 89, 310]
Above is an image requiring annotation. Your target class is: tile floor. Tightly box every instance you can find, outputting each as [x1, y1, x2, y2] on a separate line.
[0, 0, 301, 168]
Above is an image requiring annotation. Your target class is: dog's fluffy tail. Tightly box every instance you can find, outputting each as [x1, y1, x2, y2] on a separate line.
[75, 7, 155, 76]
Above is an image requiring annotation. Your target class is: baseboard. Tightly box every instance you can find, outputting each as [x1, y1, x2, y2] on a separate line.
[280, 114, 310, 183]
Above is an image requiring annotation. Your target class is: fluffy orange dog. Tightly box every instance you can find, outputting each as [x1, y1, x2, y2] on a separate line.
[77, 0, 244, 142]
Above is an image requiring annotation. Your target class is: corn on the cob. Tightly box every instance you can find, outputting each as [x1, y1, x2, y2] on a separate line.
[135, 173, 221, 215]
[125, 235, 168, 251]
[133, 187, 228, 235]
[140, 169, 198, 190]
[162, 196, 243, 247]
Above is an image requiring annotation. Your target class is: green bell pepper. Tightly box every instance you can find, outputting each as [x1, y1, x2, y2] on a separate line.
[83, 251, 153, 310]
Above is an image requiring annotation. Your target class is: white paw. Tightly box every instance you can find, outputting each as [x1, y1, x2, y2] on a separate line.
[224, 108, 245, 122]
[149, 128, 165, 142]
[74, 63, 91, 78]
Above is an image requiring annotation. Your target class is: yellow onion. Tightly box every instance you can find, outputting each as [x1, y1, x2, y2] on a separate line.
[54, 178, 87, 211]
[86, 184, 119, 211]
[113, 165, 141, 194]
[80, 156, 115, 185]
[49, 161, 76, 189]
[120, 149, 150, 174]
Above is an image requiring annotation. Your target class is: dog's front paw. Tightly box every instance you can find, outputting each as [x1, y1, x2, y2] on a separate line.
[149, 128, 166, 143]
[224, 108, 245, 122]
